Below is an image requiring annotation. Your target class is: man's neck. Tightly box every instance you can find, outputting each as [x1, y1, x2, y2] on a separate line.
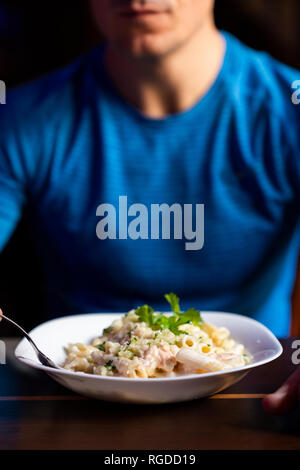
[104, 22, 225, 119]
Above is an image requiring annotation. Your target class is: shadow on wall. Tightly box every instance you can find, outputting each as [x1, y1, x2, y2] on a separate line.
[215, 0, 300, 69]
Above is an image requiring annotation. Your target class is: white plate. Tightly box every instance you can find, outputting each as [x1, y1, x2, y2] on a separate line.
[15, 312, 282, 404]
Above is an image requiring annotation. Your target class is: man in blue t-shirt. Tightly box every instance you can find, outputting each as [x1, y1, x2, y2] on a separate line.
[0, 0, 299, 413]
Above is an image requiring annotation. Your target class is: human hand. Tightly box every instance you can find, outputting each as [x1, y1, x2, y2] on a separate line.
[263, 365, 300, 414]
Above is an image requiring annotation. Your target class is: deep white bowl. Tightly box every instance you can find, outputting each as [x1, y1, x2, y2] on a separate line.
[15, 312, 282, 404]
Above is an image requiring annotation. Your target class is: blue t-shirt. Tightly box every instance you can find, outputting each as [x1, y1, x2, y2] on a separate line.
[0, 32, 299, 337]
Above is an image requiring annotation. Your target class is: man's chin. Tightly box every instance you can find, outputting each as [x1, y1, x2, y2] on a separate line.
[115, 34, 174, 59]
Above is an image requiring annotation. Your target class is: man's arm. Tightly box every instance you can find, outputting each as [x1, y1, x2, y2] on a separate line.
[0, 142, 26, 252]
[263, 64, 300, 414]
[0, 75, 61, 253]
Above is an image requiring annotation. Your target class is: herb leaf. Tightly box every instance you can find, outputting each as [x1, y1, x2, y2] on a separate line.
[135, 305, 154, 326]
[181, 308, 203, 326]
[165, 293, 203, 326]
[134, 294, 203, 336]
[164, 293, 181, 314]
[166, 315, 188, 336]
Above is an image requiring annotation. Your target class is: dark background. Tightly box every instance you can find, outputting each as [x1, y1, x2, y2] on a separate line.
[0, 0, 299, 335]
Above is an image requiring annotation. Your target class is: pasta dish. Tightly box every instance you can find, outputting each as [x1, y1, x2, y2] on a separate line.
[62, 294, 251, 378]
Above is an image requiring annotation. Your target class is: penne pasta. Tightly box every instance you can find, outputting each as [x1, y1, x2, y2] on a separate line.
[176, 348, 231, 372]
[62, 294, 251, 378]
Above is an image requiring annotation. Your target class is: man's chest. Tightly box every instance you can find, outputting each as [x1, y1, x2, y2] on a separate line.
[32, 125, 294, 295]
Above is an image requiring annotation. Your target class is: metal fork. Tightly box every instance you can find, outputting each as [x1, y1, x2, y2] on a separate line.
[0, 309, 60, 369]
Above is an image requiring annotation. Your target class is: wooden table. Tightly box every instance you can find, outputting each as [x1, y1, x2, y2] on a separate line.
[0, 338, 300, 450]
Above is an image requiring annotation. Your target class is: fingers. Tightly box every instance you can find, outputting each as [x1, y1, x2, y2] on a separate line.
[263, 366, 300, 415]
[0, 309, 2, 322]
[263, 383, 297, 414]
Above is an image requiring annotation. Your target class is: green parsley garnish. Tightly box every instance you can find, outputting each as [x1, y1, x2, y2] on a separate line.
[135, 305, 154, 326]
[104, 360, 116, 372]
[97, 342, 106, 351]
[135, 293, 203, 336]
[164, 293, 181, 314]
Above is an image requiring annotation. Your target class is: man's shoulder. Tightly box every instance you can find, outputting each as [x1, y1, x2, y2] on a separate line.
[224, 32, 300, 121]
[0, 45, 104, 131]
